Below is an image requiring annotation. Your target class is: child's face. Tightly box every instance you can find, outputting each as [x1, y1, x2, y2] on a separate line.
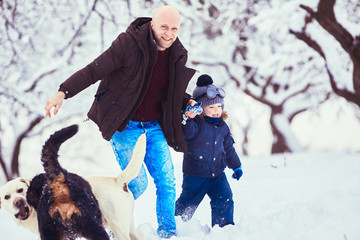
[203, 103, 223, 118]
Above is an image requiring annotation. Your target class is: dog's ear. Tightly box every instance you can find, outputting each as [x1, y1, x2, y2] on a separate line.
[26, 174, 47, 210]
[19, 178, 31, 186]
[26, 187, 40, 210]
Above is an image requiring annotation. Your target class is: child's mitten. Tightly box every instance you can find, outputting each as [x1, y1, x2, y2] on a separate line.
[232, 167, 243, 180]
[182, 102, 203, 125]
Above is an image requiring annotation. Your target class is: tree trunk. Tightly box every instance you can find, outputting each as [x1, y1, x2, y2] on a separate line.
[270, 117, 290, 153]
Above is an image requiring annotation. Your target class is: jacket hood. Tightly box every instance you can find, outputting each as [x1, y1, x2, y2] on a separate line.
[126, 17, 152, 36]
[126, 17, 188, 58]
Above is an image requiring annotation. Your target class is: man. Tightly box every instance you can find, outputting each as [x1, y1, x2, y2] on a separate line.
[45, 5, 196, 238]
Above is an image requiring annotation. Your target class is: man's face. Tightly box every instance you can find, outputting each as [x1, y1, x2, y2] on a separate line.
[151, 10, 180, 51]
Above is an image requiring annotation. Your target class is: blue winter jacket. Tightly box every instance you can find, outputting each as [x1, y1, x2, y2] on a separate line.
[182, 116, 241, 178]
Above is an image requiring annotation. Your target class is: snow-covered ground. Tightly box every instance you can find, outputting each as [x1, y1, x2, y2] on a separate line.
[1, 149, 359, 240]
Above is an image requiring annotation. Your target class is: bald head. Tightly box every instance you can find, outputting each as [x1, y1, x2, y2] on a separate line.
[152, 5, 181, 23]
[151, 5, 181, 51]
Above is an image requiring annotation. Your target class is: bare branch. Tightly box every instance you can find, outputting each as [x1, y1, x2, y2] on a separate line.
[191, 60, 242, 87]
[25, 68, 58, 93]
[290, 20, 360, 107]
[299, 0, 360, 96]
[10, 116, 43, 178]
[58, 0, 99, 55]
[0, 139, 10, 181]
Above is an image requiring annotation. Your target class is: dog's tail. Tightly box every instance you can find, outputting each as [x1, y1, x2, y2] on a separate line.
[116, 134, 146, 184]
[41, 124, 79, 180]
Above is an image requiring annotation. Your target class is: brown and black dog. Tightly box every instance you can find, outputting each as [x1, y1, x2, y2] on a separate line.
[26, 124, 109, 240]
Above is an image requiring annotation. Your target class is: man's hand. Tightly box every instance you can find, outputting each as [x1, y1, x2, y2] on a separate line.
[45, 91, 65, 118]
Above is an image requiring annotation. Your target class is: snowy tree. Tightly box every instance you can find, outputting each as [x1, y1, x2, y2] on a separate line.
[1, 0, 359, 180]
[0, 0, 143, 179]
[290, 0, 360, 107]
[186, 0, 359, 154]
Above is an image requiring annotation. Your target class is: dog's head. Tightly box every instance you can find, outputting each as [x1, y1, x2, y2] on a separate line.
[0, 178, 33, 222]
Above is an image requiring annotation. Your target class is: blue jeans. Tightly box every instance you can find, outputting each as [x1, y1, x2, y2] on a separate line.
[110, 120, 176, 238]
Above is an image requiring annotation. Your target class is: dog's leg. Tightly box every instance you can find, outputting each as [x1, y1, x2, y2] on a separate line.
[39, 221, 63, 240]
[129, 222, 139, 240]
[81, 220, 110, 240]
[104, 195, 136, 240]
[106, 214, 133, 240]
[111, 228, 132, 240]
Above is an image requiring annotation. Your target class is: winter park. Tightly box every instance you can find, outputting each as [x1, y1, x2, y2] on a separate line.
[1, 0, 360, 240]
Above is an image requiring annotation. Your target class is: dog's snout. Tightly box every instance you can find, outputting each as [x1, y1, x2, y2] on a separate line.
[14, 197, 24, 207]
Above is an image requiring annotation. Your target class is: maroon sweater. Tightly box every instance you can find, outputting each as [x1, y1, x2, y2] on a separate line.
[131, 49, 169, 122]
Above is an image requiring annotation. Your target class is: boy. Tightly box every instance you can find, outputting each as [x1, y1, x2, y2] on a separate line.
[175, 74, 243, 227]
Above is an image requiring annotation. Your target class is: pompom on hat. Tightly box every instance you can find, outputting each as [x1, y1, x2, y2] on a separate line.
[192, 74, 225, 109]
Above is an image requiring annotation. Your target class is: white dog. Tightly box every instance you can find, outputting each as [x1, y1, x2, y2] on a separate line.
[0, 177, 38, 233]
[0, 131, 146, 240]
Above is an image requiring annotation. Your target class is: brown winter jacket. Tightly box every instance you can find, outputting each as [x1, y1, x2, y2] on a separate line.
[58, 17, 196, 152]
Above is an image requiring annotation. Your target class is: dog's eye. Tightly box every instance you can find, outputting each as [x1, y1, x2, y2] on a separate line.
[17, 188, 23, 193]
[4, 195, 10, 200]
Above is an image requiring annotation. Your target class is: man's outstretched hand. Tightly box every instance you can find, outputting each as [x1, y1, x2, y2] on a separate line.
[45, 91, 65, 118]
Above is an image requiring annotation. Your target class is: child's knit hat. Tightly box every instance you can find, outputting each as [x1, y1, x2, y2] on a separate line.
[192, 74, 226, 109]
